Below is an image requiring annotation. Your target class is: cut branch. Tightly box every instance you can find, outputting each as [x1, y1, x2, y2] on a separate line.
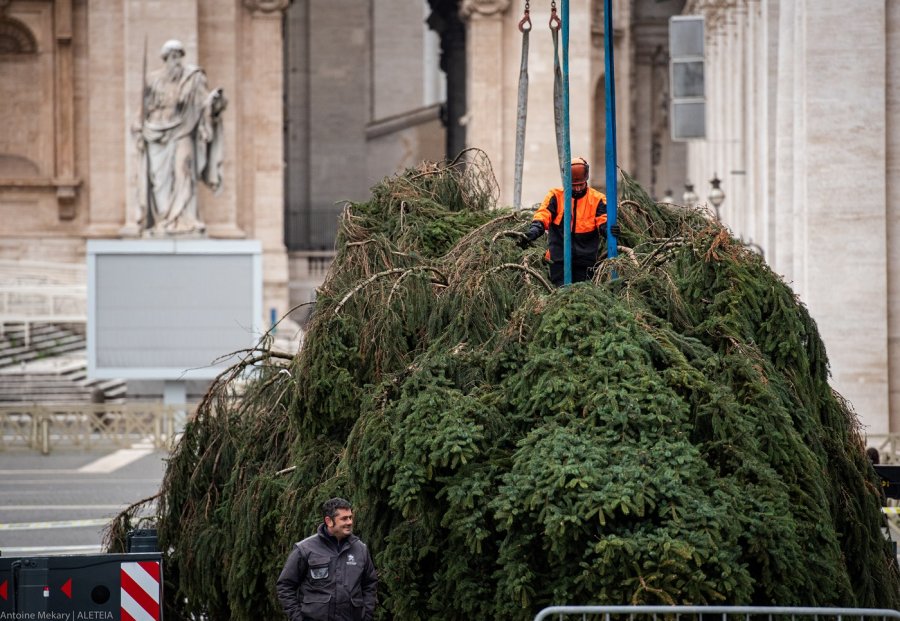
[334, 266, 448, 315]
[484, 263, 554, 293]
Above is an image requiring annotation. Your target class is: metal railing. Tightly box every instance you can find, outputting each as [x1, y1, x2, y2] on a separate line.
[534, 606, 900, 621]
[285, 207, 344, 252]
[868, 434, 900, 464]
[0, 403, 196, 454]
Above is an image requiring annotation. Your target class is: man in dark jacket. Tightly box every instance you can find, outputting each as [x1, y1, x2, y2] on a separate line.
[276, 498, 377, 621]
[521, 157, 619, 286]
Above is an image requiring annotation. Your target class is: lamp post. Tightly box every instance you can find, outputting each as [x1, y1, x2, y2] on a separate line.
[708, 173, 725, 221]
[744, 240, 764, 258]
[682, 183, 698, 208]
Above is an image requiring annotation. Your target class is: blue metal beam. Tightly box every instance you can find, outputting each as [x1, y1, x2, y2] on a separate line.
[604, 0, 619, 275]
[562, 0, 573, 285]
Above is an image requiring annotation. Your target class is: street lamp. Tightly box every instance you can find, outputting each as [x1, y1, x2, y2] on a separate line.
[708, 173, 725, 220]
[743, 240, 764, 258]
[682, 183, 698, 208]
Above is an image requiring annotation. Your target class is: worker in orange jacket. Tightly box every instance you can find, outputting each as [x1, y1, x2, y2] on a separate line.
[520, 157, 619, 286]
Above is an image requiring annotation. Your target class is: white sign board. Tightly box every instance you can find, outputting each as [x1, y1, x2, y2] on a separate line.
[670, 15, 706, 140]
[87, 240, 262, 380]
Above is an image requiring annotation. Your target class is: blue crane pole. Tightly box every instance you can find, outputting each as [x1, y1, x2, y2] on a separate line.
[561, 0, 573, 285]
[604, 0, 619, 274]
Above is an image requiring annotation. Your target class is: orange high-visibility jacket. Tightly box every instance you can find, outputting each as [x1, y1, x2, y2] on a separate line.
[532, 187, 607, 264]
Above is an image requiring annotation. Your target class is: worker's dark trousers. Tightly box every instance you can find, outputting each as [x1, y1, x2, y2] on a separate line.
[549, 261, 593, 287]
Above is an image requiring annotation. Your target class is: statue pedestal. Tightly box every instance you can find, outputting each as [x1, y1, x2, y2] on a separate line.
[86, 239, 262, 381]
[205, 223, 247, 239]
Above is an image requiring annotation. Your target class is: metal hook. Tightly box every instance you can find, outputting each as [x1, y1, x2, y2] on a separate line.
[519, 9, 532, 32]
[549, 1, 561, 31]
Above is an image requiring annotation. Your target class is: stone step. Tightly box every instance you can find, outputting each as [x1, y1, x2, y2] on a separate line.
[0, 382, 125, 403]
[0, 323, 126, 405]
[0, 375, 126, 392]
[0, 324, 78, 343]
[0, 340, 86, 368]
[0, 338, 78, 358]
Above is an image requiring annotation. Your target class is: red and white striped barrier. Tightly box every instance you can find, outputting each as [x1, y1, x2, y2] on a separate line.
[120, 561, 161, 621]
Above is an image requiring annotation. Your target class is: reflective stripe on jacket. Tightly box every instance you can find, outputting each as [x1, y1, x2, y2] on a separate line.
[532, 187, 607, 265]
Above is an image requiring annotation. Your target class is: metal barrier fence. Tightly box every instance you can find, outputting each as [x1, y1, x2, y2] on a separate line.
[868, 434, 900, 464]
[534, 607, 900, 621]
[0, 403, 196, 454]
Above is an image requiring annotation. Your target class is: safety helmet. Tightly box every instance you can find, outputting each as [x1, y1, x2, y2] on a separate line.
[571, 157, 590, 183]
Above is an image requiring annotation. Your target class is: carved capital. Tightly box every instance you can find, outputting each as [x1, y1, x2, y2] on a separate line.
[242, 0, 290, 14]
[460, 0, 511, 20]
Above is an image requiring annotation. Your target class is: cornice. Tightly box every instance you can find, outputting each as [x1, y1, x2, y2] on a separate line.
[460, 0, 511, 20]
[242, 0, 290, 14]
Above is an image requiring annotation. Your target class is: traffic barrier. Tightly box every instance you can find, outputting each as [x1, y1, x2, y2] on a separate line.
[121, 560, 161, 621]
[0, 552, 162, 619]
[0, 403, 195, 453]
[534, 606, 900, 621]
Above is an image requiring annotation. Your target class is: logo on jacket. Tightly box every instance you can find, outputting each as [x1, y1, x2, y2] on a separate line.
[346, 554, 357, 566]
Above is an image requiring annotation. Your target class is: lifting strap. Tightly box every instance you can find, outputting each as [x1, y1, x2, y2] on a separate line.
[551, 0, 575, 285]
[550, 2, 564, 181]
[513, 2, 532, 209]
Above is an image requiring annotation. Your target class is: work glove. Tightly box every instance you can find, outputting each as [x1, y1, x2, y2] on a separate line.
[599, 223, 622, 237]
[519, 221, 544, 248]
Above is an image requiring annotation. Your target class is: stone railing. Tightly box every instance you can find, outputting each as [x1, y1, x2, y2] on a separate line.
[0, 260, 87, 344]
[0, 403, 196, 454]
[0, 284, 86, 319]
[0, 259, 85, 285]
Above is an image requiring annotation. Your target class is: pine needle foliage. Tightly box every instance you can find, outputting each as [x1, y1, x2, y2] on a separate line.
[110, 153, 900, 619]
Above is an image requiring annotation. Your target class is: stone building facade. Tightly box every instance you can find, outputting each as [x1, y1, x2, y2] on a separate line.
[283, 0, 448, 308]
[0, 0, 686, 317]
[283, 0, 690, 305]
[459, 0, 687, 206]
[683, 0, 899, 437]
[0, 0, 293, 320]
[29, 1, 888, 429]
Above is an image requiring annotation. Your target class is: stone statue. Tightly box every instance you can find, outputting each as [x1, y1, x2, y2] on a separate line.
[135, 39, 227, 236]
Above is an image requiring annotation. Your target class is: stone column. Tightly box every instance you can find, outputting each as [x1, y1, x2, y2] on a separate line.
[85, 0, 126, 238]
[745, 0, 760, 246]
[761, 0, 778, 259]
[799, 0, 888, 433]
[53, 0, 79, 220]
[889, 0, 900, 432]
[731, 7, 746, 236]
[427, 1, 467, 161]
[461, 0, 509, 196]
[199, 0, 243, 239]
[632, 42, 654, 191]
[790, 0, 807, 293]
[242, 0, 289, 321]
[773, 0, 794, 280]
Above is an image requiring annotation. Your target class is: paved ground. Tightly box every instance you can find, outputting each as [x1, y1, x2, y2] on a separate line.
[0, 444, 166, 556]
